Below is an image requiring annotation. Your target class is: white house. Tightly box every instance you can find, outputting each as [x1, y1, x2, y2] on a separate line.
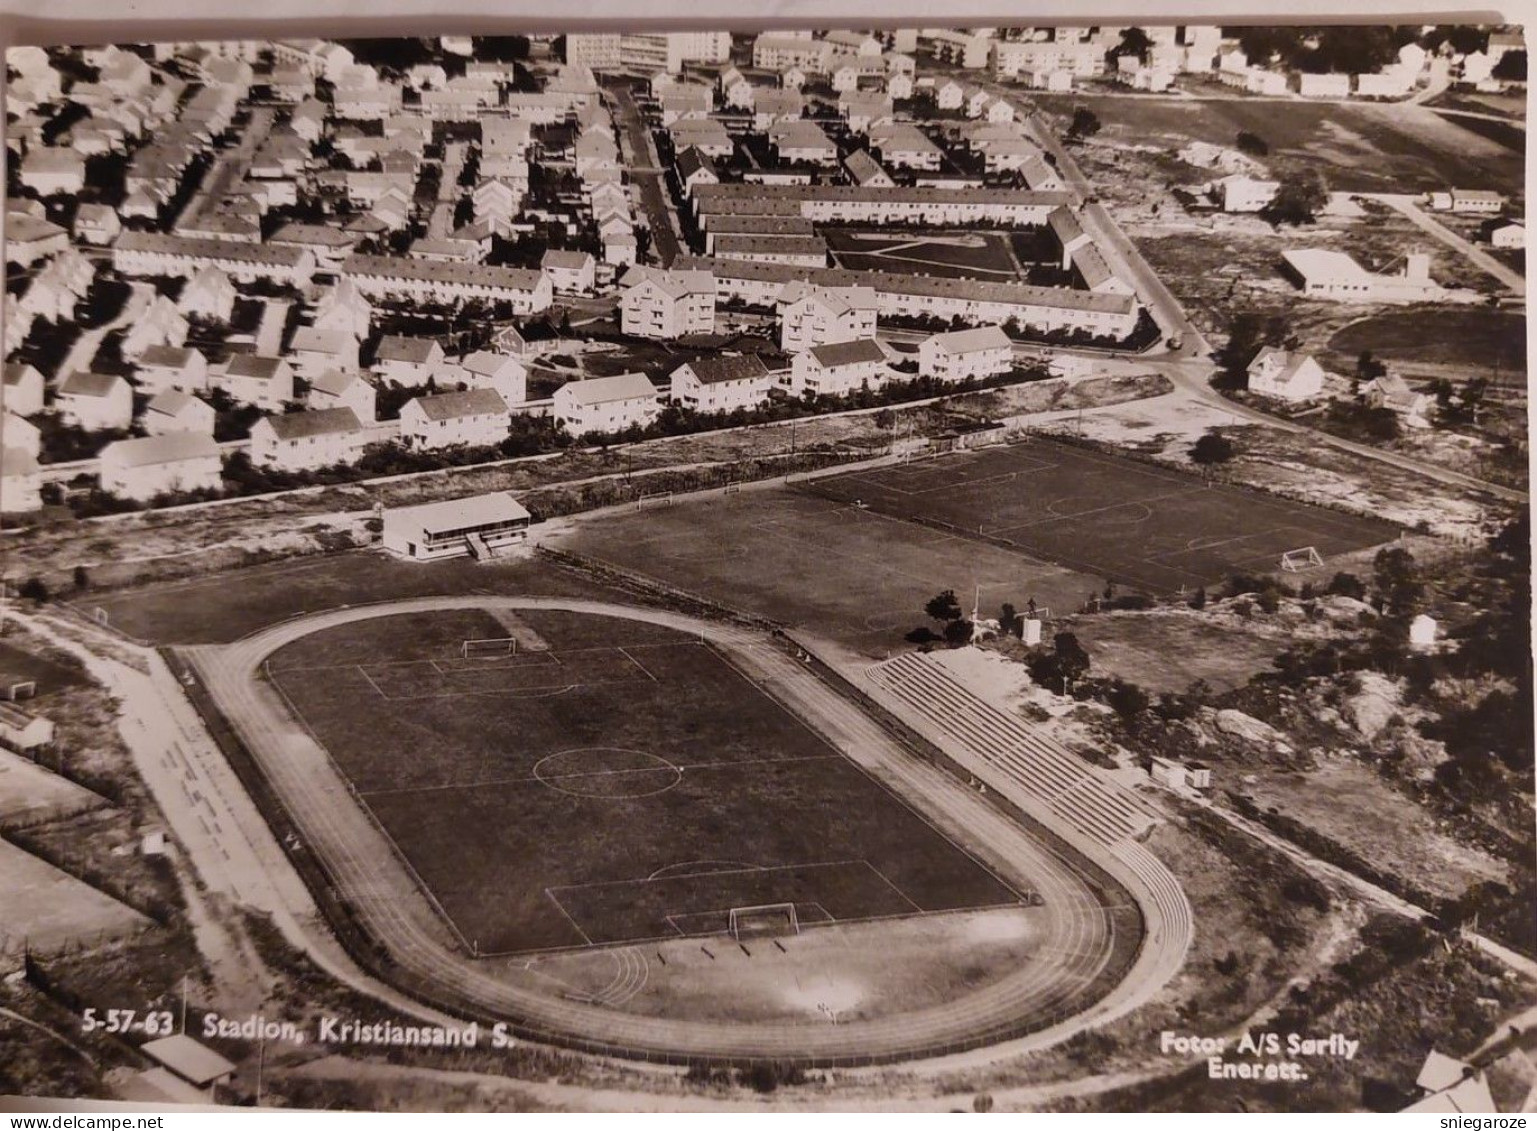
[777, 281, 879, 353]
[2, 412, 41, 461]
[142, 389, 217, 435]
[74, 204, 122, 246]
[121, 296, 190, 362]
[56, 372, 133, 431]
[670, 353, 774, 413]
[99, 432, 223, 501]
[1218, 174, 1280, 213]
[135, 345, 209, 394]
[312, 279, 373, 340]
[541, 249, 596, 296]
[786, 338, 889, 396]
[1490, 221, 1525, 249]
[1245, 347, 1326, 402]
[1281, 249, 1442, 304]
[3, 363, 46, 416]
[250, 408, 367, 470]
[918, 325, 1013, 383]
[214, 355, 295, 411]
[288, 327, 360, 381]
[619, 267, 716, 339]
[306, 369, 377, 422]
[400, 388, 510, 450]
[373, 336, 446, 386]
[553, 372, 662, 436]
[1363, 373, 1431, 425]
[0, 450, 42, 514]
[456, 351, 528, 405]
[20, 149, 87, 196]
[179, 266, 238, 323]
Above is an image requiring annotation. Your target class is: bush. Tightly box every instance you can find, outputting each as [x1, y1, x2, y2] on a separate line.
[1326, 572, 1367, 600]
[1191, 430, 1236, 465]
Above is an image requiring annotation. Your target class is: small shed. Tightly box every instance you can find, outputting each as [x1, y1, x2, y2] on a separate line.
[141, 1034, 236, 1090]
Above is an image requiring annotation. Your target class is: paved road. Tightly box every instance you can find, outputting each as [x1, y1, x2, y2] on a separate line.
[58, 282, 153, 377]
[187, 595, 1143, 1066]
[174, 107, 275, 230]
[608, 84, 681, 266]
[1365, 193, 1526, 296]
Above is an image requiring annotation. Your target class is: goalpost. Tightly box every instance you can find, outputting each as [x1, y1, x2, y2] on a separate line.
[728, 902, 800, 941]
[1280, 546, 1325, 572]
[635, 491, 675, 511]
[461, 636, 518, 658]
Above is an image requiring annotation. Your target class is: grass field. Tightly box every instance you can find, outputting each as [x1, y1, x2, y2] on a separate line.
[1324, 308, 1527, 380]
[1035, 94, 1526, 196]
[823, 228, 1024, 280]
[0, 838, 151, 957]
[558, 489, 1098, 657]
[265, 608, 1022, 955]
[0, 640, 85, 698]
[801, 439, 1401, 595]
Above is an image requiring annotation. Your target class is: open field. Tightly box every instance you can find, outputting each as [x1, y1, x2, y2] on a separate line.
[1323, 308, 1527, 380]
[266, 608, 1023, 955]
[1057, 610, 1289, 695]
[0, 838, 152, 957]
[801, 439, 1401, 595]
[824, 229, 1023, 280]
[0, 639, 86, 697]
[1035, 95, 1525, 196]
[557, 489, 1097, 657]
[0, 750, 106, 829]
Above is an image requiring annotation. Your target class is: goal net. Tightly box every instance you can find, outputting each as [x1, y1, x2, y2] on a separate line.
[1280, 546, 1324, 572]
[728, 902, 800, 940]
[3, 681, 36, 701]
[462, 636, 517, 657]
[635, 491, 674, 510]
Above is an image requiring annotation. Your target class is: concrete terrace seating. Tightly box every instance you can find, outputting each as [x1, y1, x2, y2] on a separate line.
[865, 652, 1160, 847]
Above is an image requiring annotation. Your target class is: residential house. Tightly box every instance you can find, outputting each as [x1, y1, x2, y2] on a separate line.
[312, 279, 373, 340]
[142, 389, 217, 435]
[777, 281, 879, 353]
[675, 147, 720, 197]
[135, 345, 209, 394]
[400, 389, 510, 450]
[373, 336, 446, 387]
[56, 372, 134, 430]
[541, 250, 596, 296]
[1218, 174, 1280, 213]
[1363, 373, 1431, 425]
[918, 325, 1013, 383]
[3, 413, 41, 459]
[553, 372, 661, 436]
[306, 369, 377, 422]
[288, 327, 360, 381]
[214, 355, 295, 411]
[1490, 221, 1525, 249]
[786, 338, 888, 396]
[99, 432, 223, 501]
[845, 149, 895, 188]
[1246, 347, 1326, 402]
[2, 363, 45, 416]
[20, 149, 87, 195]
[0, 450, 42, 513]
[178, 266, 238, 323]
[74, 204, 122, 246]
[250, 408, 368, 471]
[669, 353, 774, 413]
[619, 267, 716, 338]
[121, 296, 189, 361]
[6, 213, 69, 267]
[456, 351, 528, 405]
[769, 120, 839, 165]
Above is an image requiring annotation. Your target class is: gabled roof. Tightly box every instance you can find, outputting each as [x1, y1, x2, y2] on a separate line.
[376, 335, 442, 364]
[675, 146, 718, 183]
[460, 351, 520, 379]
[291, 326, 354, 355]
[808, 338, 885, 368]
[679, 353, 770, 385]
[407, 388, 508, 420]
[844, 149, 889, 185]
[224, 354, 290, 381]
[621, 266, 716, 300]
[102, 431, 219, 468]
[137, 345, 203, 369]
[145, 389, 205, 416]
[541, 249, 594, 270]
[58, 371, 127, 398]
[309, 369, 368, 397]
[559, 372, 658, 406]
[262, 407, 363, 440]
[926, 325, 1011, 355]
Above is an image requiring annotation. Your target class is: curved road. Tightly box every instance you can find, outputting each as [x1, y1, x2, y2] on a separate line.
[185, 596, 1181, 1066]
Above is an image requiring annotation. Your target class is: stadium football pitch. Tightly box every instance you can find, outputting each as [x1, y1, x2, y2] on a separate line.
[801, 438, 1402, 594]
[265, 607, 1024, 955]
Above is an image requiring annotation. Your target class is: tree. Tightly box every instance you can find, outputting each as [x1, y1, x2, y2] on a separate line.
[1067, 107, 1101, 140]
[1105, 679, 1150, 722]
[1189, 585, 1207, 610]
[1492, 49, 1527, 82]
[925, 589, 963, 623]
[18, 578, 49, 604]
[1264, 169, 1328, 226]
[1373, 546, 1423, 618]
[72, 566, 89, 592]
[1053, 632, 1091, 680]
[1356, 350, 1387, 384]
[872, 408, 896, 431]
[1191, 430, 1236, 465]
[1108, 26, 1153, 63]
[1326, 572, 1367, 600]
[1235, 130, 1269, 157]
[998, 602, 1021, 636]
[942, 618, 975, 647]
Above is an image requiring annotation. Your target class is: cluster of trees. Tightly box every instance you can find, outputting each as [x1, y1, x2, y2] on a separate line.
[1232, 25, 1418, 74]
[1066, 107, 1102, 141]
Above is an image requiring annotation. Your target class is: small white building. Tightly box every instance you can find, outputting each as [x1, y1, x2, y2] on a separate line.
[670, 354, 774, 414]
[215, 355, 295, 411]
[1362, 373, 1431, 425]
[288, 327, 360, 381]
[400, 388, 510, 450]
[373, 336, 446, 387]
[918, 325, 1013, 383]
[179, 266, 238, 323]
[20, 149, 87, 196]
[381, 492, 532, 561]
[306, 369, 377, 422]
[1245, 347, 1326, 402]
[540, 249, 596, 296]
[74, 204, 122, 246]
[56, 372, 133, 431]
[456, 351, 528, 405]
[1490, 221, 1525, 249]
[135, 345, 209, 395]
[1409, 614, 1439, 649]
[99, 432, 223, 501]
[1, 450, 42, 513]
[1218, 174, 1280, 214]
[787, 338, 888, 397]
[249, 407, 367, 471]
[553, 372, 661, 436]
[778, 282, 879, 354]
[3, 363, 46, 416]
[142, 389, 216, 435]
